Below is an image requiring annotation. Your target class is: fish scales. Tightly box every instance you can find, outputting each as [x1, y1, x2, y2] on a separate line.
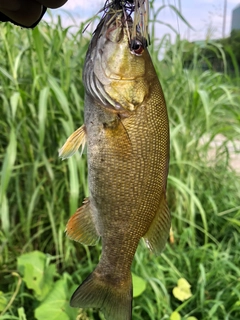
[59, 1, 170, 319]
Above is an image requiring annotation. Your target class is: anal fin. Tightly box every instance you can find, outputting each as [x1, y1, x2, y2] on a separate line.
[143, 193, 171, 255]
[66, 198, 100, 246]
[59, 124, 86, 160]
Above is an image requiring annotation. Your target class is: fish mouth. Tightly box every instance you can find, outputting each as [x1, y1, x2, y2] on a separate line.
[101, 0, 150, 47]
[94, 15, 143, 82]
[85, 17, 135, 110]
[83, 2, 149, 113]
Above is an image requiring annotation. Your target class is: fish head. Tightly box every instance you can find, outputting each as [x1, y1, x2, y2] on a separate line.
[84, 12, 151, 114]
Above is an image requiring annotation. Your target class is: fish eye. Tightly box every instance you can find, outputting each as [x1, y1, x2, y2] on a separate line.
[130, 39, 144, 56]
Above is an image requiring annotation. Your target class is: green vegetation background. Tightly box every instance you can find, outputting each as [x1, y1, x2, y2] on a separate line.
[0, 2, 240, 320]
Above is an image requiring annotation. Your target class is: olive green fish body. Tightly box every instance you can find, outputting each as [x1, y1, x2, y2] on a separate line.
[85, 77, 169, 265]
[59, 6, 170, 320]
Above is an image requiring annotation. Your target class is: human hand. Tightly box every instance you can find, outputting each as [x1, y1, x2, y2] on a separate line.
[0, 0, 68, 27]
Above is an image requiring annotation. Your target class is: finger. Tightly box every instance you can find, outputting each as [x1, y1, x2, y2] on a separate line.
[0, 0, 22, 10]
[0, 0, 43, 27]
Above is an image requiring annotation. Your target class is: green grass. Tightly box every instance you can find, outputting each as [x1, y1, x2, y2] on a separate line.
[0, 3, 240, 320]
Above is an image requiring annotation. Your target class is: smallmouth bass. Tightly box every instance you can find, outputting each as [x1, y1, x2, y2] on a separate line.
[59, 1, 170, 319]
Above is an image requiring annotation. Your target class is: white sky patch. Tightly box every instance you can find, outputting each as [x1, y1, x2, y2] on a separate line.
[63, 0, 83, 10]
[44, 11, 87, 30]
[228, 0, 240, 4]
[63, 0, 104, 10]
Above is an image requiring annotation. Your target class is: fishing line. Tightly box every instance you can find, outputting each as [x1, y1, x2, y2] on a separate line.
[82, 0, 150, 48]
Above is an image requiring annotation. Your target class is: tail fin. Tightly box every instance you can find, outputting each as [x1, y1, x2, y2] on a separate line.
[70, 269, 132, 320]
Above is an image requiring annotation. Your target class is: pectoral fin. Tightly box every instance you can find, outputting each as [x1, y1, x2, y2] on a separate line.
[59, 125, 86, 160]
[66, 198, 100, 246]
[143, 193, 171, 255]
